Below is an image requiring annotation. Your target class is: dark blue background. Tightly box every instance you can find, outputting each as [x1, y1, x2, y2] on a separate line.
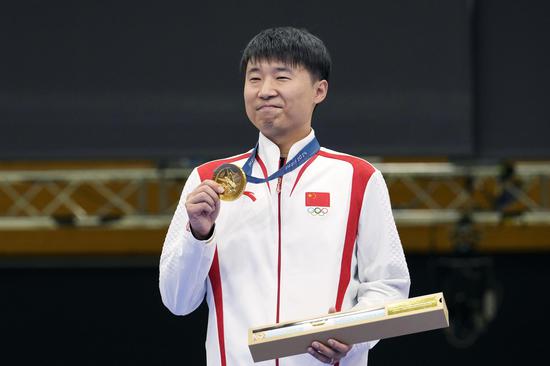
[1, 0, 475, 159]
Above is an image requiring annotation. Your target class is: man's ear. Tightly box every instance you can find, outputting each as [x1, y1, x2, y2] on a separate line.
[313, 80, 328, 105]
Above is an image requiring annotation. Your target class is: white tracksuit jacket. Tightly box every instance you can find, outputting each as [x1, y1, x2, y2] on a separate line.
[159, 130, 410, 366]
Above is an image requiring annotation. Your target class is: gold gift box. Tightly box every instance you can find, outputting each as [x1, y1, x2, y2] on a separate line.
[248, 292, 449, 362]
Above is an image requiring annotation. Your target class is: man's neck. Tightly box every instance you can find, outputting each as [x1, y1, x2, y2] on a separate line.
[273, 128, 312, 158]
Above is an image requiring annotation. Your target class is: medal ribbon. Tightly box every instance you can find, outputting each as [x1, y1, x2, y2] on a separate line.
[242, 137, 320, 184]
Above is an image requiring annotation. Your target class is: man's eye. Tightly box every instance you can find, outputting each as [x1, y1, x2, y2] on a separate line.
[277, 76, 290, 80]
[249, 77, 261, 82]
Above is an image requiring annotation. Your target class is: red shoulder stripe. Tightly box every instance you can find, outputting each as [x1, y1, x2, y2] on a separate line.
[289, 153, 319, 196]
[255, 154, 271, 192]
[317, 150, 376, 311]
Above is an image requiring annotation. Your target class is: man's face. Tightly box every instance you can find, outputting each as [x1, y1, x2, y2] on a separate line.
[244, 59, 327, 145]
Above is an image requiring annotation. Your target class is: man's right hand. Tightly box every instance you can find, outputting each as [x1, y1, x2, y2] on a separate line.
[185, 180, 224, 240]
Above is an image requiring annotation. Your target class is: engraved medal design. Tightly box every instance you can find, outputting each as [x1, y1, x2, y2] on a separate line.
[213, 163, 247, 201]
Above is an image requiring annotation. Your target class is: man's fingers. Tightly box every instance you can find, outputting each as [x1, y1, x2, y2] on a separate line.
[187, 191, 216, 207]
[186, 195, 216, 213]
[307, 338, 352, 364]
[307, 347, 333, 364]
[202, 179, 224, 194]
[187, 185, 221, 208]
[189, 202, 216, 215]
[311, 341, 337, 360]
[327, 339, 353, 353]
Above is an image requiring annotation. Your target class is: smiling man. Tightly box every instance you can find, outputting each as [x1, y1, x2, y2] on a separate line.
[244, 59, 327, 157]
[160, 27, 410, 365]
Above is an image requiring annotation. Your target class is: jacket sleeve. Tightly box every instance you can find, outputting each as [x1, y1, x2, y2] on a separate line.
[159, 168, 217, 315]
[355, 169, 410, 307]
[353, 169, 411, 351]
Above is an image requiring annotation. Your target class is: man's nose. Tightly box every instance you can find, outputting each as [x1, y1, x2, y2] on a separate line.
[258, 79, 277, 99]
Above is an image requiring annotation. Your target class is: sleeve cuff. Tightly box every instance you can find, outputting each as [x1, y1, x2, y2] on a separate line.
[187, 222, 216, 244]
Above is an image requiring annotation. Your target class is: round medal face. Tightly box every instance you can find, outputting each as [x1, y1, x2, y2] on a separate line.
[213, 163, 247, 201]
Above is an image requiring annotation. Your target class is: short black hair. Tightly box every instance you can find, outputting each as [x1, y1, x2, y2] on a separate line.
[240, 27, 331, 82]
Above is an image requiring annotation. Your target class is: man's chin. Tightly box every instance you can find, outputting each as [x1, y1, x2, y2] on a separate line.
[252, 119, 287, 138]
[255, 120, 277, 133]
[257, 123, 283, 139]
[261, 120, 275, 128]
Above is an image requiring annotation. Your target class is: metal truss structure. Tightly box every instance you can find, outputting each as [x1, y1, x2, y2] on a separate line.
[1, 162, 549, 229]
[381, 162, 550, 225]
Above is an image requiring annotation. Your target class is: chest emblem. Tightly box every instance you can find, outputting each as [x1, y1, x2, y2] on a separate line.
[305, 192, 330, 216]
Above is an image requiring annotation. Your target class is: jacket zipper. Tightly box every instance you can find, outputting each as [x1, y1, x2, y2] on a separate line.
[275, 159, 285, 366]
[276, 159, 285, 323]
[276, 174, 283, 324]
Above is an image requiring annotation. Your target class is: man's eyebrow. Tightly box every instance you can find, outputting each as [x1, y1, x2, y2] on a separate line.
[246, 65, 294, 74]
[274, 66, 293, 73]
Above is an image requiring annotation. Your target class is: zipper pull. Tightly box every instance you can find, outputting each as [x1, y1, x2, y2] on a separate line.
[276, 176, 283, 193]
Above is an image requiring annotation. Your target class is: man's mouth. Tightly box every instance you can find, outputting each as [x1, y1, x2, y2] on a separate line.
[257, 104, 282, 111]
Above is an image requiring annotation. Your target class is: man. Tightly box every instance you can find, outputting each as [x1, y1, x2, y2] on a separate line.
[159, 27, 410, 365]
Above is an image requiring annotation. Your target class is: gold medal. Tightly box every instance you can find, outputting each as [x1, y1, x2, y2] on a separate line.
[213, 163, 247, 201]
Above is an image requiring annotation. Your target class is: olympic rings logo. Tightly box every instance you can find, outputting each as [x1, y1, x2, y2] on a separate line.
[307, 207, 329, 216]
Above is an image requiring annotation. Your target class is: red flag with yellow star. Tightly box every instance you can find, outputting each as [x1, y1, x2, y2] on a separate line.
[305, 192, 330, 207]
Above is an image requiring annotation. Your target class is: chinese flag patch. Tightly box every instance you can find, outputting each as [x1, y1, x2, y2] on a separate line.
[305, 192, 330, 207]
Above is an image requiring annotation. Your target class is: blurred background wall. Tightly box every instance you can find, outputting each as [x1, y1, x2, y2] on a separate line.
[0, 0, 548, 364]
